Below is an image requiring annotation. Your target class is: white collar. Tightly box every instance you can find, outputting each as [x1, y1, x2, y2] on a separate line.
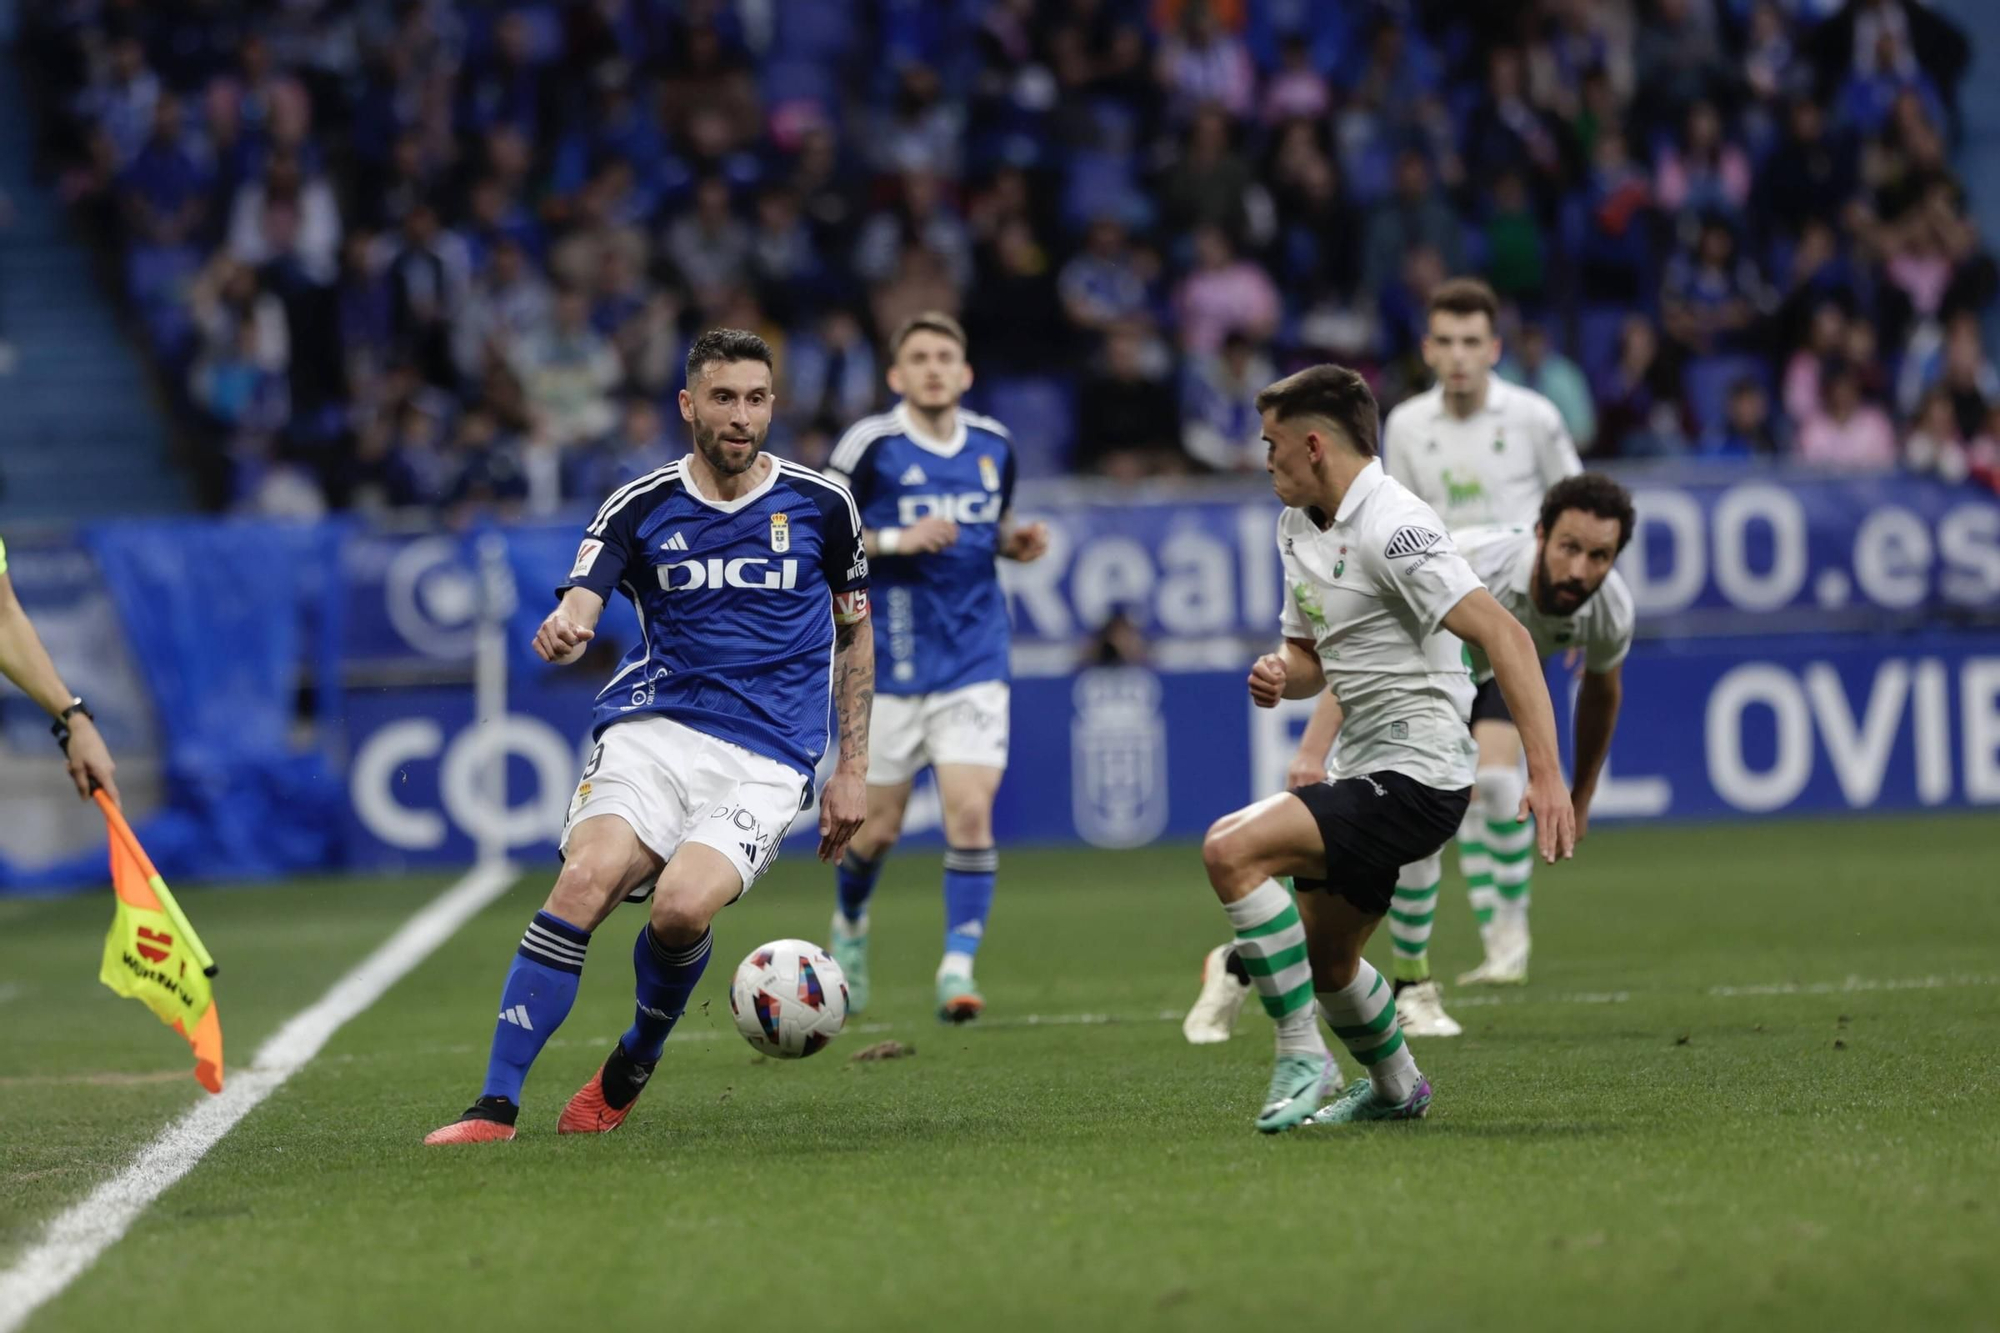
[679, 454, 780, 512]
[1333, 459, 1386, 524]
[895, 401, 967, 458]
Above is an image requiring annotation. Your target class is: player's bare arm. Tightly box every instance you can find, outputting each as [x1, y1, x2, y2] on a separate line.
[1248, 636, 1324, 709]
[820, 591, 874, 862]
[0, 565, 119, 802]
[1570, 663, 1623, 840]
[1441, 589, 1576, 862]
[1286, 691, 1345, 789]
[533, 587, 605, 664]
[864, 515, 958, 557]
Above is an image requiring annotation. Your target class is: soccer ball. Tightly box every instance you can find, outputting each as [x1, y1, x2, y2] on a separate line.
[729, 939, 849, 1058]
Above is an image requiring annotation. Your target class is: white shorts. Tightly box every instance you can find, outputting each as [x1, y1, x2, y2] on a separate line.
[867, 680, 1010, 786]
[561, 715, 810, 898]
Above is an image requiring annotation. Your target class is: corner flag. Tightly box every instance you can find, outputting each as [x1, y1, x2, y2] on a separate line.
[94, 791, 223, 1092]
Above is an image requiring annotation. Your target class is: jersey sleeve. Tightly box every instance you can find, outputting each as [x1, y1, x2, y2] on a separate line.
[1363, 516, 1483, 637]
[1536, 401, 1584, 486]
[1585, 574, 1635, 673]
[558, 491, 643, 603]
[817, 483, 869, 595]
[826, 424, 885, 515]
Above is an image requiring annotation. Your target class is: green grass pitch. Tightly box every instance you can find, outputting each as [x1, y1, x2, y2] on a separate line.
[3, 815, 1998, 1331]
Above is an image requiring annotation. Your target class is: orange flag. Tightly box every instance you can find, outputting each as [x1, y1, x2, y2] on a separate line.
[95, 791, 223, 1092]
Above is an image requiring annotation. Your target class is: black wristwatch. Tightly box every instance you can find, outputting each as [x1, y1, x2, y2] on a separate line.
[51, 696, 93, 755]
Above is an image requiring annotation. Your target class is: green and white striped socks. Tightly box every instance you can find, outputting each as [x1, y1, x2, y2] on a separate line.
[1485, 815, 1535, 925]
[1317, 959, 1421, 1102]
[1457, 806, 1497, 938]
[1388, 851, 1442, 984]
[1222, 879, 1328, 1057]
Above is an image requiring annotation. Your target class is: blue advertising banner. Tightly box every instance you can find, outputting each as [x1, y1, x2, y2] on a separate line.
[338, 632, 2000, 870]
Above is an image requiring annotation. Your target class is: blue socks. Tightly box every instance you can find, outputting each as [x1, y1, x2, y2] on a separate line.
[835, 848, 883, 925]
[481, 911, 590, 1104]
[621, 924, 713, 1062]
[942, 845, 998, 961]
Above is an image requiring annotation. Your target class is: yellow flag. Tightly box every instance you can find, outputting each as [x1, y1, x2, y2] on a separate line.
[95, 791, 223, 1093]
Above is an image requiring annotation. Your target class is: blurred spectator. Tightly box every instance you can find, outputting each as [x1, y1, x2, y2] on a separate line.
[1796, 359, 1897, 470]
[1156, 6, 1255, 122]
[509, 288, 619, 449]
[1074, 326, 1186, 478]
[1481, 171, 1546, 304]
[1655, 100, 1750, 224]
[1082, 606, 1150, 667]
[1060, 217, 1153, 336]
[119, 95, 208, 253]
[443, 406, 533, 520]
[874, 64, 964, 180]
[665, 176, 752, 305]
[226, 151, 341, 283]
[565, 398, 682, 502]
[1897, 311, 1999, 437]
[1158, 105, 1253, 242]
[1499, 320, 1596, 451]
[1180, 331, 1271, 472]
[1174, 226, 1278, 356]
[1598, 316, 1686, 457]
[784, 309, 879, 434]
[385, 203, 471, 387]
[969, 219, 1067, 373]
[1361, 150, 1462, 300]
[1698, 378, 1779, 458]
[853, 171, 972, 293]
[1261, 36, 1329, 126]
[1904, 387, 1971, 482]
[1661, 218, 1770, 357]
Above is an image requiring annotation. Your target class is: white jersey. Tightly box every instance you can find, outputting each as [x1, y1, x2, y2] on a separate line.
[1383, 379, 1582, 531]
[1454, 525, 1635, 681]
[1279, 461, 1480, 791]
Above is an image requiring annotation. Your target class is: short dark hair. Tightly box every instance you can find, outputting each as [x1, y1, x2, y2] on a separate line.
[1254, 364, 1380, 458]
[1427, 277, 1500, 329]
[888, 311, 967, 358]
[1539, 473, 1636, 554]
[685, 328, 773, 385]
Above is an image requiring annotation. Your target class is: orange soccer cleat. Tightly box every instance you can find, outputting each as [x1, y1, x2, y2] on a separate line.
[558, 1042, 658, 1135]
[424, 1097, 520, 1145]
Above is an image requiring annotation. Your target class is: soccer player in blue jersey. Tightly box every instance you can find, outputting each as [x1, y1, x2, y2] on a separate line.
[426, 328, 873, 1144]
[819, 313, 1049, 1022]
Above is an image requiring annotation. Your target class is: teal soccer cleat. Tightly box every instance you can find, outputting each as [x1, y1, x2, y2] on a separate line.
[1255, 1052, 1340, 1134]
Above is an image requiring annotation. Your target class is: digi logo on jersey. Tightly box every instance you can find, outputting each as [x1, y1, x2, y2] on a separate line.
[656, 557, 803, 591]
[897, 492, 1004, 526]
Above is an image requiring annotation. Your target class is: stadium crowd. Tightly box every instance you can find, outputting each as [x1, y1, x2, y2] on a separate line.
[20, 0, 1999, 515]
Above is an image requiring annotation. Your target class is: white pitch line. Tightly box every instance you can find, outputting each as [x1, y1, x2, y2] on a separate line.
[0, 860, 518, 1333]
[1708, 973, 2000, 999]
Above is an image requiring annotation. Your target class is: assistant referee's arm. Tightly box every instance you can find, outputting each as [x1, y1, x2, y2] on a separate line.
[0, 542, 120, 802]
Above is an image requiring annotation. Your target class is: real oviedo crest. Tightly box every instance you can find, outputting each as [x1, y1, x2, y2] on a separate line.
[769, 512, 790, 553]
[978, 454, 1001, 491]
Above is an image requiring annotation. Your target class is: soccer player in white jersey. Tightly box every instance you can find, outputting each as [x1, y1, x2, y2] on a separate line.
[1188, 279, 1580, 1042]
[425, 329, 873, 1144]
[1185, 473, 1636, 1051]
[820, 313, 1050, 1022]
[1199, 364, 1574, 1133]
[1383, 278, 1583, 999]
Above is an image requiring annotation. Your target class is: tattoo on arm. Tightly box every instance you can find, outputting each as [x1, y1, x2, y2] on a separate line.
[832, 618, 875, 766]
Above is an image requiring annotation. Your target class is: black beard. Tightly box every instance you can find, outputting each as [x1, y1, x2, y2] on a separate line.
[692, 418, 764, 476]
[1535, 549, 1594, 617]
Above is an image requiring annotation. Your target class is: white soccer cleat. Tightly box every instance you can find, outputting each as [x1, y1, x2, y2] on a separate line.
[1182, 943, 1252, 1044]
[1393, 979, 1463, 1037]
[1456, 918, 1530, 986]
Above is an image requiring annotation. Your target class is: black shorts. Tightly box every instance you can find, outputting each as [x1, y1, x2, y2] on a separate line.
[1289, 771, 1472, 917]
[1470, 677, 1512, 725]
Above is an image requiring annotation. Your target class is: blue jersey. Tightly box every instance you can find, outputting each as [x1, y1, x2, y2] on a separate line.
[826, 404, 1017, 695]
[560, 457, 868, 782]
